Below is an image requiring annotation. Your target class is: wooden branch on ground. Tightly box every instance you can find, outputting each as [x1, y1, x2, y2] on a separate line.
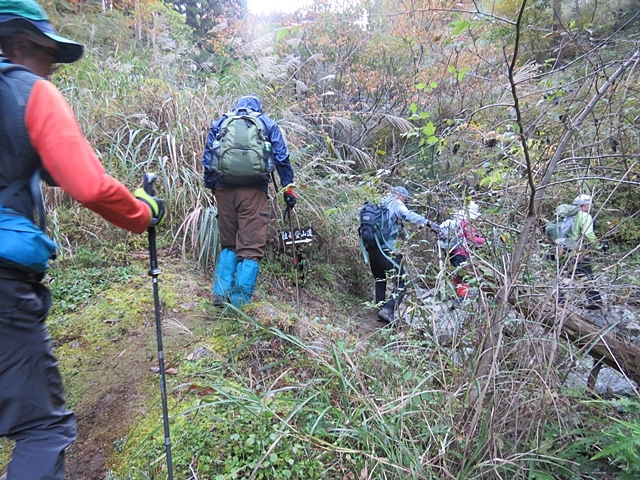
[516, 300, 640, 386]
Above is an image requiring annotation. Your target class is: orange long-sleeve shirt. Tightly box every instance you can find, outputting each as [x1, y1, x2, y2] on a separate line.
[25, 79, 151, 234]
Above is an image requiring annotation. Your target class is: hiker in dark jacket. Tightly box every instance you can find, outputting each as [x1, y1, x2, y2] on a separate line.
[366, 186, 439, 325]
[202, 95, 295, 307]
[0, 1, 165, 479]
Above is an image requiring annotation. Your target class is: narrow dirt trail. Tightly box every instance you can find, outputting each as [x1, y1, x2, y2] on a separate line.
[63, 307, 212, 479]
[59, 256, 213, 480]
[64, 330, 156, 479]
[48, 252, 377, 480]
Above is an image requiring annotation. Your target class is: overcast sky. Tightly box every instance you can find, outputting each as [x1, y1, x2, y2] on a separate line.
[246, 0, 312, 16]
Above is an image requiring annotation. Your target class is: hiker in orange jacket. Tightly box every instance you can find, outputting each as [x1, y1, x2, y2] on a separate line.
[0, 1, 165, 478]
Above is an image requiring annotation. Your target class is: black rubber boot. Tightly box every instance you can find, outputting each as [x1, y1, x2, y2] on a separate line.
[377, 306, 394, 324]
[375, 282, 387, 306]
[585, 289, 603, 310]
[378, 297, 395, 322]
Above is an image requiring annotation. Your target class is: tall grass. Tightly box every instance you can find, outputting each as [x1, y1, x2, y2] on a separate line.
[113, 300, 637, 479]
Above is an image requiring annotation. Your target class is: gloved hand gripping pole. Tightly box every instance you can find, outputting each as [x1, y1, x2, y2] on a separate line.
[144, 173, 174, 480]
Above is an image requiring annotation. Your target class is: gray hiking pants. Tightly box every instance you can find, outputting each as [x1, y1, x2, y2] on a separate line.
[0, 278, 77, 480]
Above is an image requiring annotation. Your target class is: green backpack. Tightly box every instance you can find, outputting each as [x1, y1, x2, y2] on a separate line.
[545, 204, 579, 245]
[215, 110, 275, 185]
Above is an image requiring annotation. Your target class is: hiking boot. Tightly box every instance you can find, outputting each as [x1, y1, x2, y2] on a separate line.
[585, 289, 603, 310]
[377, 306, 394, 324]
[584, 302, 603, 311]
[213, 294, 225, 306]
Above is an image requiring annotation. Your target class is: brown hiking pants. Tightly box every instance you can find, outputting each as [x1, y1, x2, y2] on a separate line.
[215, 187, 269, 261]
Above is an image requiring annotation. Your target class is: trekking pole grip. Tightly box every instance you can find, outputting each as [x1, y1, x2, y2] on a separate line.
[143, 172, 160, 274]
[144, 172, 158, 197]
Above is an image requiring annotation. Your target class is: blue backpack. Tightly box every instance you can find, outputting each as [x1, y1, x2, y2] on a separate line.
[0, 64, 57, 273]
[0, 173, 57, 273]
[358, 200, 392, 249]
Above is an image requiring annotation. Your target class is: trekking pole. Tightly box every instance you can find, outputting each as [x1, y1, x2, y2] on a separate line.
[272, 173, 300, 311]
[143, 172, 174, 480]
[285, 204, 300, 312]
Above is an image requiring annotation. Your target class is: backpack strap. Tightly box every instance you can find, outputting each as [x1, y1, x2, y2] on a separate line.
[0, 170, 47, 231]
[359, 235, 369, 264]
[30, 170, 47, 231]
[0, 62, 30, 107]
[359, 229, 399, 268]
[374, 233, 400, 267]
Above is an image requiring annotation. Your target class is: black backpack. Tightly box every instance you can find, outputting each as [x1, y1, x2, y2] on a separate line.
[358, 200, 391, 249]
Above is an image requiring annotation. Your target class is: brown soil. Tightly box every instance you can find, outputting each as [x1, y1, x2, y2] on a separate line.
[64, 330, 156, 480]
[63, 302, 212, 480]
[61, 256, 212, 480]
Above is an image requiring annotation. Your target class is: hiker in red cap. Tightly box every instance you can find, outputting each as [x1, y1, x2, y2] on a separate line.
[0, 1, 165, 478]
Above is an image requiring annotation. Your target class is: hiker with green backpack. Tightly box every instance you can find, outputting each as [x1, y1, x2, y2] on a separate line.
[545, 194, 605, 310]
[0, 2, 166, 479]
[359, 186, 440, 325]
[202, 95, 295, 307]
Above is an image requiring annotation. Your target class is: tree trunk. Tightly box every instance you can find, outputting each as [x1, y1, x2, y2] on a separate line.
[552, 0, 562, 31]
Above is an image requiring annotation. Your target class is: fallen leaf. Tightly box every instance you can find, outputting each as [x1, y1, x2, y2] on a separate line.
[188, 383, 217, 396]
[149, 366, 179, 375]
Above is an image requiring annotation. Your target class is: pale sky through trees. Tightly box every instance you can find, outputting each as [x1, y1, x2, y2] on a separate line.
[246, 0, 312, 15]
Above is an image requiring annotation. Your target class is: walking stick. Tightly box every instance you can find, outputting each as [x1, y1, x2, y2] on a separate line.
[143, 173, 174, 480]
[284, 204, 300, 311]
[272, 173, 300, 311]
